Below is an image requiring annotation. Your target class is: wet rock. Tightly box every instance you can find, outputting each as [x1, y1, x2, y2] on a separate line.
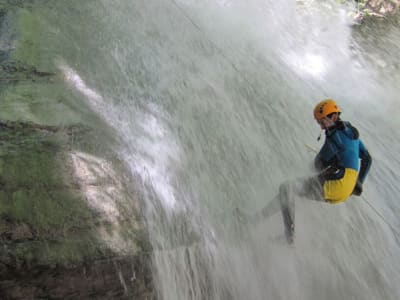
[0, 0, 34, 10]
[10, 223, 33, 241]
[0, 255, 154, 300]
[0, 3, 155, 298]
[0, 61, 55, 84]
[353, 0, 400, 22]
[0, 120, 153, 299]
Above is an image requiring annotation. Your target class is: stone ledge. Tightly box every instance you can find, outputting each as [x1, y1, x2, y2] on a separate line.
[0, 255, 153, 300]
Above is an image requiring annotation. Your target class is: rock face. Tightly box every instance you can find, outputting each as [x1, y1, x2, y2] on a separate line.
[354, 0, 399, 20]
[0, 2, 154, 299]
[0, 121, 154, 299]
[0, 255, 152, 300]
[364, 0, 399, 15]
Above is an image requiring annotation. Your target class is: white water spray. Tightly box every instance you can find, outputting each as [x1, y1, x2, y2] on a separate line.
[47, 0, 400, 299]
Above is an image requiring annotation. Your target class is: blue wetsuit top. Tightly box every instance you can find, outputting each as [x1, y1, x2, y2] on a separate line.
[314, 121, 372, 184]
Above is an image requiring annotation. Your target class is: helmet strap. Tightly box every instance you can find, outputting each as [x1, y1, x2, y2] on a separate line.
[317, 130, 323, 141]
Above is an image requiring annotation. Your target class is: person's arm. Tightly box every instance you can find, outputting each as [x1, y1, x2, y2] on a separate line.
[358, 140, 372, 184]
[352, 140, 372, 196]
[314, 152, 325, 171]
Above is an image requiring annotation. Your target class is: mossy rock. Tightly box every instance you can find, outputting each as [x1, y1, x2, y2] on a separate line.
[0, 2, 153, 298]
[0, 120, 153, 298]
[0, 121, 102, 264]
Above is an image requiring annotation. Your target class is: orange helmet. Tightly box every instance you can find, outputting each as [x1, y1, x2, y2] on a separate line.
[313, 99, 341, 121]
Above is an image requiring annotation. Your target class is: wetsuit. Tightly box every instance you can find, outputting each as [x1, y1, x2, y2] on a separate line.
[246, 120, 372, 243]
[314, 120, 372, 203]
[276, 120, 371, 242]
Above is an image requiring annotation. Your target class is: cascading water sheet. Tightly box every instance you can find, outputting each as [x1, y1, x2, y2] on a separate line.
[36, 0, 400, 298]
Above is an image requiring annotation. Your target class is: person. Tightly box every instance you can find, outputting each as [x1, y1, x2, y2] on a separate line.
[239, 99, 372, 244]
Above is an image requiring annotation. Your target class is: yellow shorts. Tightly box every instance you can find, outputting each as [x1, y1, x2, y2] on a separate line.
[323, 168, 358, 204]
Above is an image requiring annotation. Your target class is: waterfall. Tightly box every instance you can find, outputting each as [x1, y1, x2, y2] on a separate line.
[44, 0, 400, 298]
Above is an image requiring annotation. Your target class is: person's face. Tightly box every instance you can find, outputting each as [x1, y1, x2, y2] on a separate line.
[317, 114, 338, 130]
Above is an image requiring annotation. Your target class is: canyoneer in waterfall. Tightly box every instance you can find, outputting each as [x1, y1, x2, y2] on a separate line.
[238, 99, 372, 244]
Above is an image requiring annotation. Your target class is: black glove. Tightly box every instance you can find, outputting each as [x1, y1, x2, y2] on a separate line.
[352, 181, 363, 196]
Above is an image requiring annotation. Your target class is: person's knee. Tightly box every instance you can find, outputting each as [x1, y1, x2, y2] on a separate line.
[279, 181, 291, 195]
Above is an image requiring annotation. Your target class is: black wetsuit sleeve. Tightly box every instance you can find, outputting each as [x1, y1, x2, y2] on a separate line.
[314, 154, 325, 171]
[314, 131, 341, 172]
[358, 140, 372, 184]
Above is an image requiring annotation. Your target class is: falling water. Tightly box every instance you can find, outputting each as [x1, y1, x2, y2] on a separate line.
[26, 0, 400, 299]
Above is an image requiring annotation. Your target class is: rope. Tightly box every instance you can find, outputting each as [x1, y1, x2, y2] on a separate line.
[362, 197, 400, 242]
[170, 0, 254, 87]
[305, 144, 318, 153]
[303, 143, 400, 238]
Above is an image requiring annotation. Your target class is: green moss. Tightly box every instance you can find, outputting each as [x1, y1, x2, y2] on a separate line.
[0, 82, 85, 125]
[8, 236, 105, 266]
[0, 1, 146, 277]
[13, 9, 41, 66]
[0, 122, 107, 264]
[0, 191, 11, 216]
[2, 161, 93, 233]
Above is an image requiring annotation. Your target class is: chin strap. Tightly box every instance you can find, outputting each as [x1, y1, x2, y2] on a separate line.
[317, 130, 323, 141]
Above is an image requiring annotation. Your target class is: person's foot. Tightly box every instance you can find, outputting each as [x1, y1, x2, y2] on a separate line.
[285, 222, 295, 244]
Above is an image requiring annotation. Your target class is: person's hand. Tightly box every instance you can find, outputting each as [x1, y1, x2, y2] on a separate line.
[352, 181, 363, 196]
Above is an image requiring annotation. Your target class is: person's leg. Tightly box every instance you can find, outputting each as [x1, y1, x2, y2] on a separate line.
[287, 176, 325, 201]
[277, 176, 324, 243]
[237, 176, 324, 242]
[235, 198, 280, 225]
[278, 182, 295, 243]
[243, 176, 324, 222]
